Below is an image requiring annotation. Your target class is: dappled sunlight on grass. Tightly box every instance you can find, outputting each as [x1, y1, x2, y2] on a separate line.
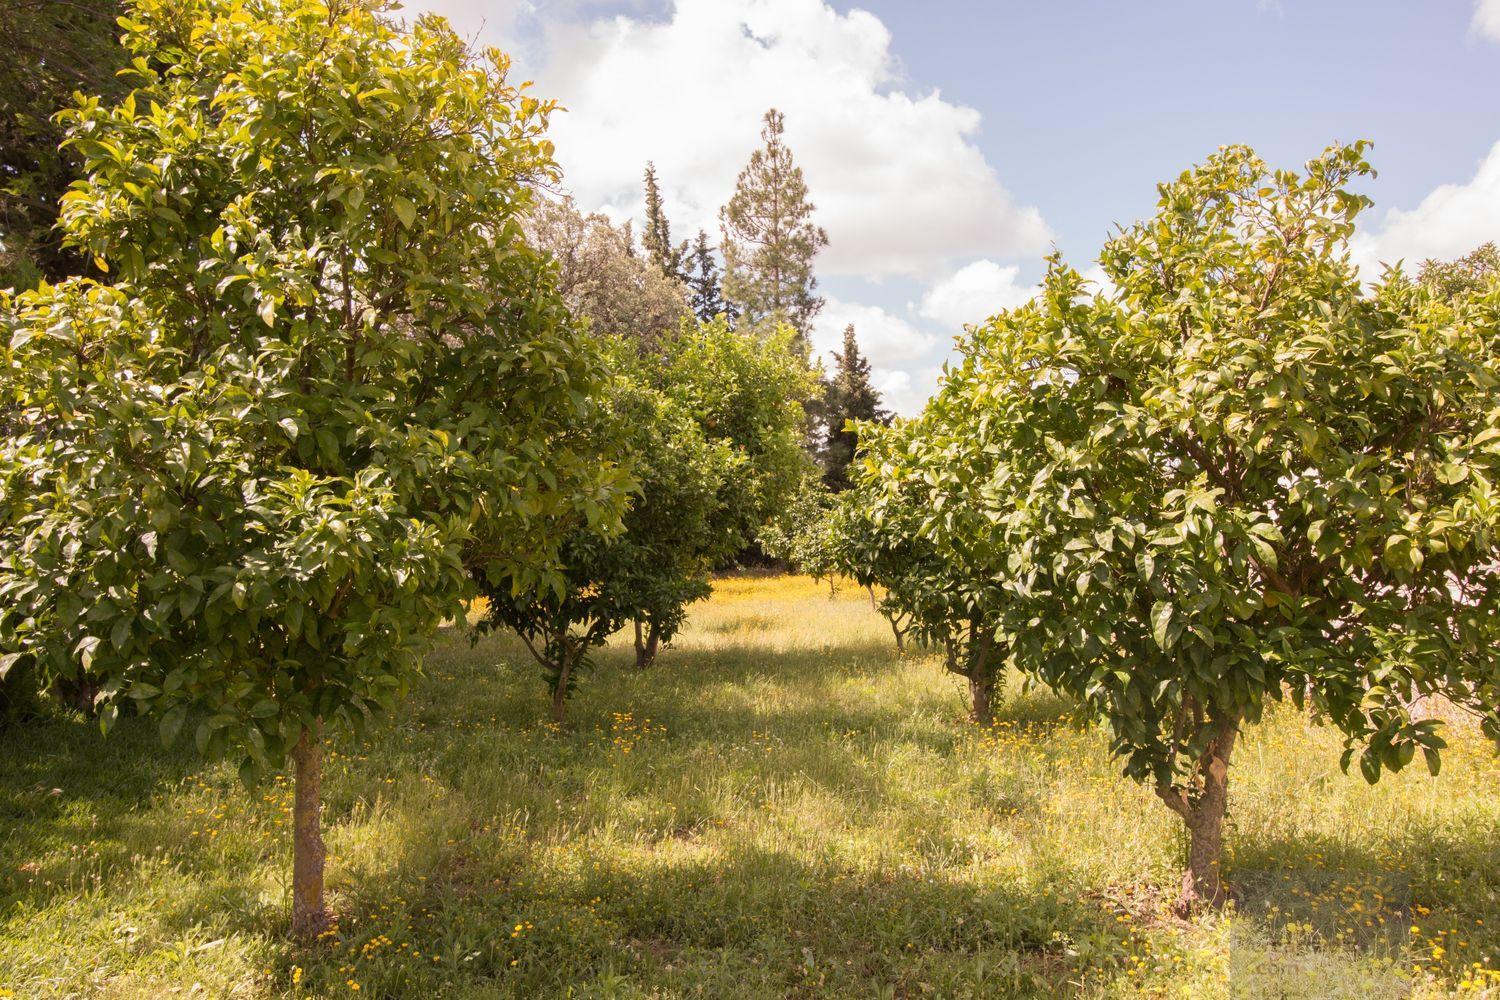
[4, 575, 1500, 996]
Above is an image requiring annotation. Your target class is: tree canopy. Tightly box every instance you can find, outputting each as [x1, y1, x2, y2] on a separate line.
[719, 109, 828, 348]
[523, 194, 691, 351]
[0, 0, 627, 936]
[0, 0, 126, 288]
[820, 324, 889, 490]
[844, 141, 1500, 910]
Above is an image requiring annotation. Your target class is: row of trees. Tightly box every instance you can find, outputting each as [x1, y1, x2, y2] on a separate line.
[826, 143, 1500, 912]
[634, 117, 891, 492]
[0, 0, 819, 939]
[482, 322, 815, 722]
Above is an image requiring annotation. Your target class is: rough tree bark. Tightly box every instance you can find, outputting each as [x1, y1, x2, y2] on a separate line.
[1155, 710, 1240, 913]
[944, 628, 998, 724]
[291, 719, 330, 939]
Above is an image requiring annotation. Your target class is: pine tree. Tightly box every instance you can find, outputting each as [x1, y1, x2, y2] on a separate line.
[719, 109, 829, 348]
[822, 324, 889, 490]
[686, 229, 731, 322]
[641, 162, 687, 281]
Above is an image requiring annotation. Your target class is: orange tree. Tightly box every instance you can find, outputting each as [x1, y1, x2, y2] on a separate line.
[830, 416, 1007, 722]
[912, 143, 1500, 911]
[478, 355, 731, 720]
[479, 322, 816, 718]
[0, 0, 625, 938]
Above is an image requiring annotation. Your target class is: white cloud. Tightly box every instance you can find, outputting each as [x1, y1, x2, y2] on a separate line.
[812, 297, 943, 366]
[1352, 139, 1500, 277]
[396, 0, 1053, 415]
[919, 259, 1037, 330]
[408, 0, 1051, 280]
[1475, 0, 1500, 41]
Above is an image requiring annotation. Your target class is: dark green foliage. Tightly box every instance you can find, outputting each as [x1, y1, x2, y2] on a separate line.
[821, 323, 889, 490]
[0, 0, 626, 779]
[480, 320, 817, 715]
[830, 418, 1004, 718]
[898, 141, 1500, 905]
[760, 475, 837, 594]
[641, 161, 687, 283]
[686, 229, 731, 323]
[478, 358, 734, 715]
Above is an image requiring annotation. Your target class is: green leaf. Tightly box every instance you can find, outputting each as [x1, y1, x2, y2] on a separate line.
[393, 196, 416, 229]
[1150, 601, 1175, 651]
[159, 705, 187, 748]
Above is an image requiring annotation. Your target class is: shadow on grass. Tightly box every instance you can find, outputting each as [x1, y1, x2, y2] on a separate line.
[1227, 822, 1500, 959]
[298, 840, 1133, 998]
[0, 705, 202, 881]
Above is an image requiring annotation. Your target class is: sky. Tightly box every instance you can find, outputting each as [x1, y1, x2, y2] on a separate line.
[397, 0, 1500, 413]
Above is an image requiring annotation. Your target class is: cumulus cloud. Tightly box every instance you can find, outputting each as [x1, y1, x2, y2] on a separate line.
[405, 0, 1051, 280]
[1351, 139, 1500, 277]
[396, 0, 1054, 414]
[811, 297, 942, 366]
[1475, 0, 1500, 41]
[919, 259, 1038, 330]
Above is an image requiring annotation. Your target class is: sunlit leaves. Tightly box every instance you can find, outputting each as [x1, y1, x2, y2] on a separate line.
[0, 0, 626, 776]
[842, 141, 1500, 807]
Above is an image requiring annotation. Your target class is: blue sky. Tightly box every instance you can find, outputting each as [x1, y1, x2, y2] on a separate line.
[403, 0, 1500, 411]
[849, 0, 1499, 264]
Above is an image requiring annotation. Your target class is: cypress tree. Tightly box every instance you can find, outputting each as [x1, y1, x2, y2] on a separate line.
[719, 109, 828, 348]
[822, 324, 889, 489]
[687, 230, 732, 322]
[642, 161, 687, 281]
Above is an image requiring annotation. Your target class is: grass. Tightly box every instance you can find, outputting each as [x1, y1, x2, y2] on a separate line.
[3, 573, 1500, 998]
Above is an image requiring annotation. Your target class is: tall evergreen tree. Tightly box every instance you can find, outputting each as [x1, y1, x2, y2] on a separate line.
[641, 161, 687, 281]
[719, 109, 828, 348]
[822, 324, 889, 489]
[687, 229, 732, 322]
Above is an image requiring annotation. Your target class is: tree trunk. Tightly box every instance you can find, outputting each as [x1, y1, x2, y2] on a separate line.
[968, 673, 994, 725]
[635, 621, 661, 669]
[867, 585, 877, 610]
[291, 719, 330, 940]
[888, 615, 906, 656]
[1156, 711, 1239, 913]
[963, 629, 997, 725]
[550, 654, 572, 724]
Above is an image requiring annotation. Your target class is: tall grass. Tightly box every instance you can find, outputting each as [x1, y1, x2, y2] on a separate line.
[2, 575, 1498, 997]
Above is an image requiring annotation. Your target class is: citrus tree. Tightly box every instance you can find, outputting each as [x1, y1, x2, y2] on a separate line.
[480, 320, 817, 715]
[831, 417, 1007, 721]
[760, 476, 839, 597]
[656, 317, 818, 560]
[479, 359, 734, 717]
[0, 0, 625, 938]
[922, 142, 1500, 910]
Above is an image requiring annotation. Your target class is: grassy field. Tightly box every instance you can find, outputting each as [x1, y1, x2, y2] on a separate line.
[4, 574, 1500, 998]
